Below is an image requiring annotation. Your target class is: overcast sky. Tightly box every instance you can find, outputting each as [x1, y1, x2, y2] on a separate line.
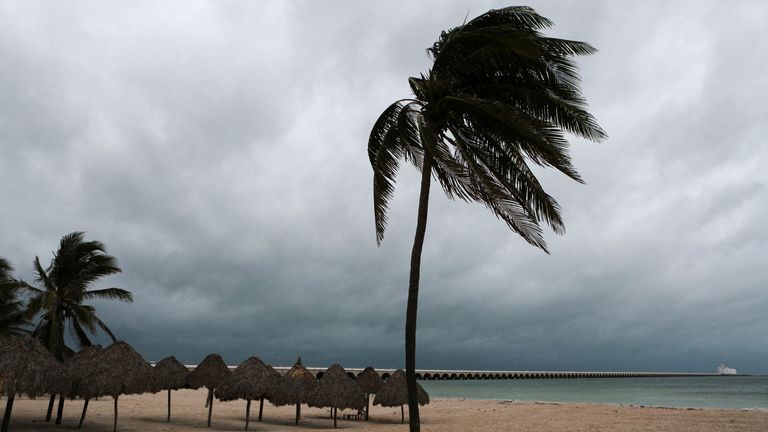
[1, 0, 767, 374]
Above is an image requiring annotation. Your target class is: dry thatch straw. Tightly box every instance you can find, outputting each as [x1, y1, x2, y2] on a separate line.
[356, 367, 383, 394]
[0, 335, 66, 432]
[76, 341, 155, 432]
[0, 334, 66, 398]
[153, 356, 190, 423]
[215, 356, 280, 430]
[373, 369, 429, 424]
[153, 356, 189, 391]
[268, 357, 316, 425]
[185, 353, 230, 390]
[355, 367, 383, 421]
[307, 364, 365, 428]
[66, 345, 103, 396]
[184, 353, 231, 428]
[65, 345, 103, 429]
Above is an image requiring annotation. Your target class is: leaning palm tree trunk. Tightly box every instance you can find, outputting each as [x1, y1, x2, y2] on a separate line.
[405, 153, 433, 432]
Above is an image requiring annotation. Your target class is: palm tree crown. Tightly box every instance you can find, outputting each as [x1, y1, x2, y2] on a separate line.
[21, 232, 133, 360]
[0, 257, 30, 335]
[369, 6, 606, 251]
[368, 7, 605, 432]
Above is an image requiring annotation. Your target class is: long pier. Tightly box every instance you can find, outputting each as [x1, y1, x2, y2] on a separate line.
[270, 367, 721, 380]
[179, 363, 724, 380]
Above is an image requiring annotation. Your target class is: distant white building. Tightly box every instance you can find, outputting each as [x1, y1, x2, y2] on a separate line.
[718, 364, 737, 375]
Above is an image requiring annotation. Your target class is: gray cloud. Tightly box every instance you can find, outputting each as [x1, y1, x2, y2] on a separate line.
[1, 0, 767, 374]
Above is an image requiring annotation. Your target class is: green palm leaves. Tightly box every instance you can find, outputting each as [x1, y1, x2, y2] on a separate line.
[0, 258, 30, 336]
[369, 6, 606, 251]
[20, 232, 132, 359]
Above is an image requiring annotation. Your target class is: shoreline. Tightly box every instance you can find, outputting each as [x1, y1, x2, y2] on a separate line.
[432, 397, 768, 412]
[7, 390, 768, 431]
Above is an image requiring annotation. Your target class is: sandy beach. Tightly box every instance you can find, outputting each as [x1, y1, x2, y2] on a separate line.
[6, 389, 768, 432]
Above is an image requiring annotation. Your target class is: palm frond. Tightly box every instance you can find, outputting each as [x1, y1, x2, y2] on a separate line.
[369, 100, 426, 244]
[93, 315, 117, 342]
[83, 288, 133, 302]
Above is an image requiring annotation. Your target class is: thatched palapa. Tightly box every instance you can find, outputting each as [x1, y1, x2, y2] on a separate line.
[185, 353, 231, 427]
[215, 356, 280, 430]
[76, 341, 155, 432]
[268, 357, 316, 425]
[356, 366, 383, 421]
[307, 364, 365, 428]
[0, 335, 66, 432]
[153, 356, 190, 422]
[373, 369, 429, 423]
[65, 345, 103, 429]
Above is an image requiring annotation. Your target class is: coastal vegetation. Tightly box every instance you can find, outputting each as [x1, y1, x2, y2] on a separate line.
[1, 232, 133, 424]
[368, 6, 605, 431]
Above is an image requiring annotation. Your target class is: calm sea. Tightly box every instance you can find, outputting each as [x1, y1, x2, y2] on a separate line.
[419, 376, 768, 409]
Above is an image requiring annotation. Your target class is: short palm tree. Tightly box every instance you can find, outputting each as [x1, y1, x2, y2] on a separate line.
[0, 257, 30, 335]
[368, 7, 605, 431]
[20, 232, 133, 423]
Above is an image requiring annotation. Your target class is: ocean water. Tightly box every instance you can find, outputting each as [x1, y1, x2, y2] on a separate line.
[419, 376, 768, 409]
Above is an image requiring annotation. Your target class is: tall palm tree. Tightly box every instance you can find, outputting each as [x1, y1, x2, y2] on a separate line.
[20, 232, 133, 423]
[368, 7, 605, 431]
[0, 258, 30, 335]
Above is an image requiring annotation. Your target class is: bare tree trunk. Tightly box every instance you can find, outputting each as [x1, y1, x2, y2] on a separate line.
[333, 407, 337, 428]
[113, 396, 118, 432]
[45, 394, 55, 421]
[207, 390, 214, 427]
[401, 405, 405, 423]
[78, 399, 89, 428]
[258, 397, 264, 421]
[405, 152, 432, 432]
[54, 394, 64, 424]
[1, 394, 14, 432]
[245, 399, 251, 431]
[365, 393, 370, 421]
[295, 402, 300, 425]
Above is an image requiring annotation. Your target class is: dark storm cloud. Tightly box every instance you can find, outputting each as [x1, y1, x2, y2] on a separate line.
[1, 0, 766, 373]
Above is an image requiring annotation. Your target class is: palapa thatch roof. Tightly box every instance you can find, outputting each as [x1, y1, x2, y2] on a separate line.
[215, 356, 280, 401]
[153, 356, 189, 392]
[66, 345, 103, 397]
[373, 370, 429, 407]
[306, 364, 365, 410]
[0, 334, 66, 398]
[269, 357, 316, 406]
[356, 367, 384, 393]
[76, 341, 155, 398]
[185, 353, 230, 390]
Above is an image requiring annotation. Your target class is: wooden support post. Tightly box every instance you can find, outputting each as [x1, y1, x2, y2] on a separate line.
[2, 394, 15, 432]
[113, 396, 119, 432]
[207, 390, 214, 427]
[78, 399, 89, 428]
[167, 390, 171, 422]
[245, 399, 251, 431]
[55, 394, 65, 424]
[45, 394, 55, 422]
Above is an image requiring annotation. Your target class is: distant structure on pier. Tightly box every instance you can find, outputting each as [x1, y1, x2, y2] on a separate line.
[717, 364, 737, 375]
